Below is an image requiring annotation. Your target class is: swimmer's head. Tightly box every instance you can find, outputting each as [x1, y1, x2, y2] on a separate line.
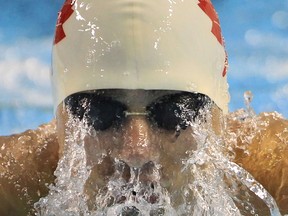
[51, 0, 229, 113]
[51, 2, 229, 212]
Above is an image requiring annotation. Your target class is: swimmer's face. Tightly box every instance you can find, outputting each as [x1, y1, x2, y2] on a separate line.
[56, 90, 223, 212]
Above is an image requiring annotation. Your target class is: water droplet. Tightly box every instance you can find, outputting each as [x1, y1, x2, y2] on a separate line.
[79, 2, 85, 8]
[186, 82, 197, 92]
[111, 40, 120, 47]
[244, 91, 255, 116]
[244, 91, 253, 104]
[154, 42, 158, 50]
[86, 3, 92, 10]
[154, 38, 161, 50]
[123, 71, 130, 76]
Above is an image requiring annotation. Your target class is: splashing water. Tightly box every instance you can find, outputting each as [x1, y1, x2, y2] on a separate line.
[244, 91, 255, 117]
[35, 105, 281, 216]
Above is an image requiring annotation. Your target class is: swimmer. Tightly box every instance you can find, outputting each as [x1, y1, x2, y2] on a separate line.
[0, 0, 287, 215]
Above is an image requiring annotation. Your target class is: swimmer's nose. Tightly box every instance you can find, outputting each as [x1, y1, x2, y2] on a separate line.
[118, 117, 159, 168]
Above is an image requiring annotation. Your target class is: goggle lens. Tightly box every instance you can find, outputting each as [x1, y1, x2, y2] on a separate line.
[65, 92, 211, 131]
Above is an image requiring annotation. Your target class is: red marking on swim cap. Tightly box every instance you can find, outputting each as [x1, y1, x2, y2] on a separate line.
[198, 0, 223, 45]
[54, 0, 75, 45]
[199, 0, 228, 77]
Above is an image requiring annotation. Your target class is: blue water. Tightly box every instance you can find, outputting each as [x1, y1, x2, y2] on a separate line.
[0, 106, 53, 136]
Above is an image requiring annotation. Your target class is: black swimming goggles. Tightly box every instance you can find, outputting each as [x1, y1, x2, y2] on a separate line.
[65, 92, 211, 131]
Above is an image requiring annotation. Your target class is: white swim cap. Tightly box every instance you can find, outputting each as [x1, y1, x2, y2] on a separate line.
[52, 0, 229, 113]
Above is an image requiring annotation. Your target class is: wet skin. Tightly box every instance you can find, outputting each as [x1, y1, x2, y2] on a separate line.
[56, 89, 223, 211]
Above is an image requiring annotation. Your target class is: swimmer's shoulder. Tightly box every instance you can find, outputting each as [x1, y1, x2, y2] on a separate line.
[0, 119, 59, 174]
[226, 111, 288, 215]
[225, 110, 288, 150]
[0, 120, 59, 215]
